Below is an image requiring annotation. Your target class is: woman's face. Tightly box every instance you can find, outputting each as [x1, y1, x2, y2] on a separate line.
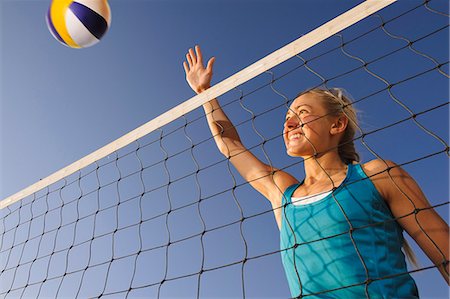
[283, 93, 338, 157]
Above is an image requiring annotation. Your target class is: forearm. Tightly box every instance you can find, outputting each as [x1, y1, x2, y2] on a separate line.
[429, 232, 449, 284]
[404, 208, 449, 284]
[438, 260, 449, 285]
[425, 222, 449, 284]
[184, 46, 242, 156]
[202, 98, 243, 157]
[423, 224, 450, 284]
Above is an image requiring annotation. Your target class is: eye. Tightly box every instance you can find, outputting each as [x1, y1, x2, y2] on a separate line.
[299, 109, 308, 114]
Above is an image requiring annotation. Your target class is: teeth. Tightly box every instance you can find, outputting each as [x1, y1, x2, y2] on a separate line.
[289, 133, 302, 140]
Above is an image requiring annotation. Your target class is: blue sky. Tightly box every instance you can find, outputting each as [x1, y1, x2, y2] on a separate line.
[0, 0, 449, 298]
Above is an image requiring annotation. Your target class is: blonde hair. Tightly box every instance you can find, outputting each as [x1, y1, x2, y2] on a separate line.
[299, 87, 360, 164]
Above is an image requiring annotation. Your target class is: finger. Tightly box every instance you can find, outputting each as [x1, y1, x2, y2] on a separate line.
[186, 53, 193, 68]
[183, 61, 189, 74]
[189, 48, 197, 65]
[206, 57, 216, 72]
[195, 45, 203, 65]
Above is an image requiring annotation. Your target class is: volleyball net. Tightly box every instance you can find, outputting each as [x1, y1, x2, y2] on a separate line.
[1, 0, 449, 298]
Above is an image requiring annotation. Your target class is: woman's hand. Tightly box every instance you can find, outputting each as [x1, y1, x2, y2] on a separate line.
[183, 45, 215, 94]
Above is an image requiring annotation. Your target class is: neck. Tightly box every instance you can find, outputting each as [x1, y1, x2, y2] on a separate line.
[303, 151, 348, 184]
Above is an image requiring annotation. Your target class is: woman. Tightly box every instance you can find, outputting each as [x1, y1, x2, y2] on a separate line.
[183, 45, 449, 298]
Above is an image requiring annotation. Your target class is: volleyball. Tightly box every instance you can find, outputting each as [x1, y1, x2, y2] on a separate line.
[46, 0, 111, 49]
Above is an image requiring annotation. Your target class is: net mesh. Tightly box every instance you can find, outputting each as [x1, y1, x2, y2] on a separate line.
[1, 1, 448, 298]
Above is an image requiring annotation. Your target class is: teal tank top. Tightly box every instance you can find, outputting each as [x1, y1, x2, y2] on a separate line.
[280, 163, 418, 298]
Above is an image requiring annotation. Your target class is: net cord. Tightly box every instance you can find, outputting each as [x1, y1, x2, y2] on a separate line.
[0, 0, 397, 210]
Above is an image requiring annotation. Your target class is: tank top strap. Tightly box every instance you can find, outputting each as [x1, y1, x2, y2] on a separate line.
[348, 163, 374, 189]
[351, 163, 366, 178]
[282, 183, 301, 205]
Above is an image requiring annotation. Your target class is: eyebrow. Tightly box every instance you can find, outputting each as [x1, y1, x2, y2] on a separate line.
[285, 104, 313, 117]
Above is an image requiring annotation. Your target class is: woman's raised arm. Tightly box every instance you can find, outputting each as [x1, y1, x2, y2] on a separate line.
[183, 46, 298, 226]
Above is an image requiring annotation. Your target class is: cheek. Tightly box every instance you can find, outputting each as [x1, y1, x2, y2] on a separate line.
[301, 115, 321, 124]
[299, 116, 320, 133]
[300, 115, 330, 138]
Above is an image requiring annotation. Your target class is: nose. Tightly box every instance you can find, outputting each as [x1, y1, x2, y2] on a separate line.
[285, 116, 301, 131]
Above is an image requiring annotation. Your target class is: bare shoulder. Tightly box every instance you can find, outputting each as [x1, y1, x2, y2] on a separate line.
[362, 159, 414, 204]
[361, 159, 397, 200]
[362, 159, 398, 177]
[271, 169, 299, 201]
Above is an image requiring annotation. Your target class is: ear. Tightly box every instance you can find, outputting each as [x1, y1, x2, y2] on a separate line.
[330, 116, 348, 135]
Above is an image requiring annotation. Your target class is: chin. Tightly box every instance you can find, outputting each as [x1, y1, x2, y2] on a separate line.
[287, 144, 318, 158]
[286, 149, 304, 157]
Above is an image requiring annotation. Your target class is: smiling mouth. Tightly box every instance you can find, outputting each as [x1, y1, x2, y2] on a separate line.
[288, 133, 303, 140]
